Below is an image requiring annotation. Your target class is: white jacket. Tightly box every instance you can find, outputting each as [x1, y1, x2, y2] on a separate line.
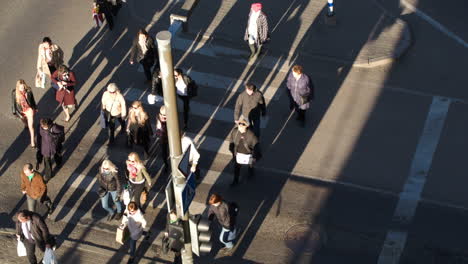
[182, 136, 200, 165]
[122, 209, 146, 240]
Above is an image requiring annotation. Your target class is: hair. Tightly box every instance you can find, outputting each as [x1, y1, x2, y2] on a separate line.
[23, 163, 34, 172]
[208, 193, 222, 205]
[42, 37, 52, 44]
[127, 152, 144, 168]
[174, 68, 183, 76]
[107, 83, 120, 93]
[245, 83, 256, 91]
[128, 101, 148, 126]
[100, 159, 118, 174]
[15, 79, 31, 104]
[17, 210, 33, 221]
[128, 201, 138, 211]
[57, 65, 70, 76]
[137, 28, 148, 38]
[292, 65, 303, 74]
[40, 118, 53, 128]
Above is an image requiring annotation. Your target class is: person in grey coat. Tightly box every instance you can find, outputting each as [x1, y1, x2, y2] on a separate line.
[234, 83, 266, 138]
[16, 210, 54, 264]
[244, 3, 269, 59]
[36, 118, 64, 182]
[286, 65, 314, 127]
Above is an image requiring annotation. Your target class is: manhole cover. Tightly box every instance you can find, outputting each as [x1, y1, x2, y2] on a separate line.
[284, 224, 322, 255]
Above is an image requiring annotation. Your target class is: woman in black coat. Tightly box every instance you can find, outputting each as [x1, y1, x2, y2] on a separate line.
[174, 68, 195, 129]
[130, 29, 158, 83]
[12, 80, 37, 148]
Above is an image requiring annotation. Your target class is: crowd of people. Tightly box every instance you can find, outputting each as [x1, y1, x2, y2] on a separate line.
[10, 1, 316, 263]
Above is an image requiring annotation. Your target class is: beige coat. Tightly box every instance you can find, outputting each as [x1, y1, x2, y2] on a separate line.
[36, 43, 64, 86]
[101, 91, 127, 117]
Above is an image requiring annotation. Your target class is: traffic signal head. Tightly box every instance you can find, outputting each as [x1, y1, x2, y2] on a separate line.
[189, 214, 212, 256]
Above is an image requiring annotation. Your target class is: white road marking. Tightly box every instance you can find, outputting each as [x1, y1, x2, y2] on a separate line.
[378, 96, 450, 264]
[400, 0, 468, 48]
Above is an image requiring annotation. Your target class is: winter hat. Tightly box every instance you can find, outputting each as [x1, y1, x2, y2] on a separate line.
[107, 83, 119, 93]
[251, 3, 262, 12]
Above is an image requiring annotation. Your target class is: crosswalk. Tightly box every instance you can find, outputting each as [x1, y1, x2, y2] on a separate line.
[48, 34, 291, 241]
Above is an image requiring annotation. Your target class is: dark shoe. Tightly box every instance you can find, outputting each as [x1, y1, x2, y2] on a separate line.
[114, 212, 123, 221]
[107, 213, 115, 221]
[127, 257, 135, 264]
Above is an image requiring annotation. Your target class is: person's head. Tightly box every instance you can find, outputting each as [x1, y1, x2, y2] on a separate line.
[42, 37, 52, 48]
[15, 80, 30, 101]
[169, 210, 178, 223]
[57, 65, 70, 77]
[137, 29, 148, 40]
[127, 152, 142, 166]
[127, 202, 138, 214]
[174, 68, 183, 79]
[245, 83, 256, 95]
[292, 65, 303, 78]
[107, 83, 119, 94]
[129, 101, 148, 125]
[23, 163, 34, 176]
[101, 159, 117, 174]
[17, 210, 33, 223]
[159, 105, 167, 121]
[237, 116, 249, 132]
[251, 3, 262, 12]
[40, 118, 53, 130]
[208, 193, 222, 206]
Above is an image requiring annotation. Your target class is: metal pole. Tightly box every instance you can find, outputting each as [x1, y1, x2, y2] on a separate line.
[156, 31, 194, 264]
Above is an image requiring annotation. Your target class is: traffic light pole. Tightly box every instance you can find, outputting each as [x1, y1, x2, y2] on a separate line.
[156, 30, 194, 264]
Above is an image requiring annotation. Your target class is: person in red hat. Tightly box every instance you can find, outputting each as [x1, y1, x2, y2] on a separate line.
[244, 3, 270, 59]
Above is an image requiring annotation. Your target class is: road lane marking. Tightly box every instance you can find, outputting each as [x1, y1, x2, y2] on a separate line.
[378, 96, 450, 264]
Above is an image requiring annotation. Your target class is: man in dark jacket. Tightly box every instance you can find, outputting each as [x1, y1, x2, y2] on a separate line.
[234, 83, 266, 138]
[36, 118, 64, 182]
[20, 163, 53, 216]
[228, 117, 261, 186]
[16, 210, 54, 264]
[208, 194, 238, 252]
[130, 29, 158, 84]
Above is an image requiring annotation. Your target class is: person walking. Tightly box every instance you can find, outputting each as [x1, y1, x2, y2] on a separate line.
[244, 3, 269, 59]
[20, 163, 53, 216]
[234, 83, 266, 138]
[228, 117, 261, 186]
[121, 202, 147, 264]
[36, 37, 63, 89]
[98, 159, 124, 221]
[126, 101, 152, 159]
[15, 210, 54, 264]
[52, 65, 77, 122]
[181, 134, 200, 179]
[208, 194, 238, 253]
[101, 83, 126, 145]
[95, 0, 114, 30]
[174, 68, 196, 129]
[36, 118, 64, 182]
[155, 105, 169, 170]
[130, 29, 158, 84]
[286, 65, 314, 127]
[12, 80, 37, 148]
[125, 152, 151, 209]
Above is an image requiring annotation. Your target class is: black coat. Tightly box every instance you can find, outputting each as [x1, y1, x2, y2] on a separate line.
[98, 170, 122, 193]
[130, 36, 158, 67]
[37, 124, 63, 157]
[15, 212, 53, 252]
[11, 89, 37, 116]
[229, 127, 261, 158]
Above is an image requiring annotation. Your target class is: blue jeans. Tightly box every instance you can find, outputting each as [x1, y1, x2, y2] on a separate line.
[100, 190, 122, 215]
[129, 239, 137, 257]
[219, 227, 237, 248]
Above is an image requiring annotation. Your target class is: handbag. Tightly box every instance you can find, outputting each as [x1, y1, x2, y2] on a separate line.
[140, 189, 148, 205]
[122, 189, 131, 206]
[35, 72, 47, 89]
[116, 224, 130, 244]
[17, 239, 27, 257]
[300, 95, 308, 105]
[236, 153, 252, 165]
[99, 109, 108, 129]
[43, 248, 58, 264]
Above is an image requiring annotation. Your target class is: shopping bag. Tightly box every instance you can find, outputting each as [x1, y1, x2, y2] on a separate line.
[43, 247, 58, 264]
[140, 189, 148, 206]
[236, 153, 252, 165]
[17, 239, 27, 257]
[122, 189, 131, 206]
[99, 110, 108, 129]
[35, 72, 47, 89]
[116, 225, 130, 244]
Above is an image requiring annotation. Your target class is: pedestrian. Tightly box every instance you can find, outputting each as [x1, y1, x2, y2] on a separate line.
[98, 159, 124, 221]
[52, 65, 77, 122]
[92, 1, 105, 27]
[108, 0, 123, 16]
[155, 105, 169, 170]
[181, 134, 200, 179]
[12, 80, 37, 148]
[174, 68, 197, 129]
[130, 29, 158, 84]
[244, 3, 269, 59]
[101, 83, 126, 145]
[20, 163, 53, 216]
[95, 0, 114, 30]
[125, 152, 151, 209]
[234, 83, 266, 138]
[121, 201, 147, 264]
[15, 210, 54, 264]
[151, 68, 163, 98]
[228, 117, 261, 186]
[126, 101, 152, 159]
[36, 118, 64, 182]
[208, 194, 238, 252]
[286, 65, 314, 127]
[36, 37, 64, 89]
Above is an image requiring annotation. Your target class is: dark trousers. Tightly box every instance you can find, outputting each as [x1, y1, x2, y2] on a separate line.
[104, 11, 114, 30]
[108, 115, 125, 142]
[233, 161, 254, 183]
[177, 95, 190, 127]
[160, 141, 169, 168]
[43, 153, 61, 182]
[24, 239, 38, 264]
[250, 117, 261, 138]
[130, 182, 145, 208]
[287, 91, 306, 124]
[141, 61, 153, 81]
